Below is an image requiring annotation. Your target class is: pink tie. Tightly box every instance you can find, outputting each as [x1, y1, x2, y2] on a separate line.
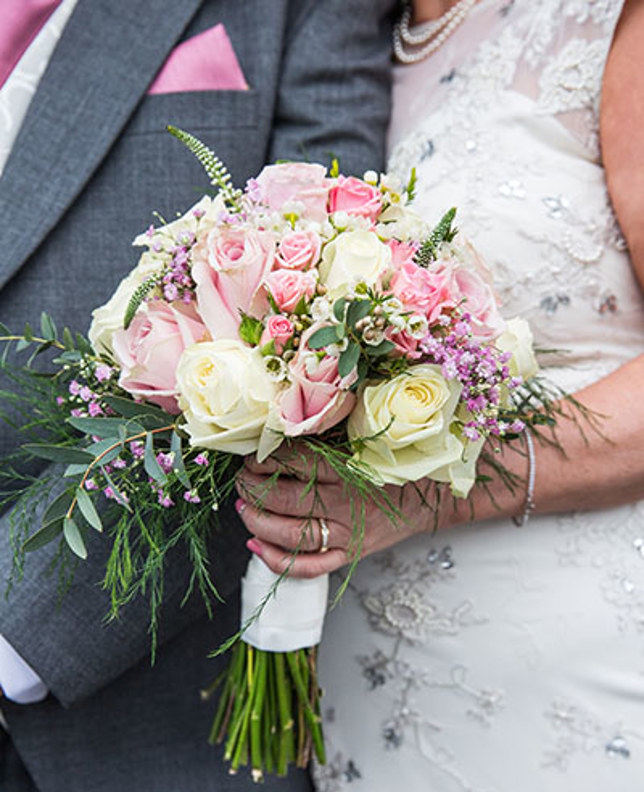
[0, 0, 63, 89]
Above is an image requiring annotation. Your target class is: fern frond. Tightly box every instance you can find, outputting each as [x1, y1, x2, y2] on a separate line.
[167, 126, 243, 211]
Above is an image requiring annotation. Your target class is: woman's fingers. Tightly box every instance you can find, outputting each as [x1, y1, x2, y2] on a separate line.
[244, 448, 341, 484]
[246, 537, 348, 579]
[237, 499, 328, 552]
[236, 470, 338, 518]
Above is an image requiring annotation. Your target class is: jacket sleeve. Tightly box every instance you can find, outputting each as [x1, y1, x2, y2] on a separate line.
[268, 0, 395, 175]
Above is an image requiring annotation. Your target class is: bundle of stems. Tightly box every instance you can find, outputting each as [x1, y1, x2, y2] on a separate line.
[204, 643, 324, 782]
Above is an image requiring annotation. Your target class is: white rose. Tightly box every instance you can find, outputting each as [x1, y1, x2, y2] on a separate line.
[375, 203, 429, 241]
[88, 253, 161, 357]
[348, 364, 468, 490]
[496, 317, 539, 381]
[319, 230, 391, 298]
[176, 340, 276, 455]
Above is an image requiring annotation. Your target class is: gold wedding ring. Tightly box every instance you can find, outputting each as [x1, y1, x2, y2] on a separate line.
[318, 517, 330, 553]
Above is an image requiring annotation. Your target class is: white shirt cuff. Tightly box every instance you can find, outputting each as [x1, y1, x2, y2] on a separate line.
[0, 634, 48, 704]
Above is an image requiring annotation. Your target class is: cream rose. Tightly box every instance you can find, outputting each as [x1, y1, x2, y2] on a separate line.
[348, 364, 466, 488]
[496, 317, 539, 380]
[88, 253, 162, 357]
[319, 230, 391, 298]
[176, 340, 276, 455]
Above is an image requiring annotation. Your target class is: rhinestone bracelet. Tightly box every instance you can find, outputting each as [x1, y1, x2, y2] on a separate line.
[512, 429, 536, 526]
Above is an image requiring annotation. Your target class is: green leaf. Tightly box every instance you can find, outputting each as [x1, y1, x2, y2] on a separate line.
[23, 443, 95, 464]
[63, 327, 75, 350]
[76, 487, 102, 532]
[23, 520, 64, 552]
[365, 339, 395, 357]
[346, 300, 371, 329]
[102, 469, 132, 512]
[239, 313, 264, 346]
[333, 298, 347, 322]
[102, 396, 171, 428]
[88, 438, 123, 465]
[355, 358, 369, 387]
[292, 295, 308, 316]
[171, 430, 191, 488]
[42, 489, 75, 528]
[23, 323, 34, 342]
[40, 313, 57, 342]
[16, 339, 31, 352]
[338, 342, 361, 379]
[0, 320, 11, 335]
[64, 463, 89, 477]
[64, 517, 87, 559]
[68, 416, 145, 438]
[307, 325, 342, 350]
[144, 432, 167, 485]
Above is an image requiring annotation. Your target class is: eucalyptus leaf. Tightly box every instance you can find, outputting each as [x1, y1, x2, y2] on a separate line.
[338, 342, 361, 379]
[23, 520, 64, 553]
[42, 489, 75, 528]
[144, 432, 167, 485]
[102, 469, 132, 512]
[16, 339, 31, 352]
[88, 438, 123, 465]
[307, 326, 341, 350]
[102, 396, 171, 428]
[40, 313, 57, 342]
[76, 487, 103, 532]
[23, 443, 95, 464]
[64, 517, 87, 559]
[68, 416, 145, 438]
[23, 323, 34, 342]
[346, 300, 371, 329]
[171, 430, 191, 488]
[63, 327, 75, 350]
[365, 339, 395, 357]
[64, 463, 90, 477]
[333, 298, 347, 322]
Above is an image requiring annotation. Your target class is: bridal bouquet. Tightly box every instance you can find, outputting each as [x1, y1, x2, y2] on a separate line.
[1, 128, 549, 780]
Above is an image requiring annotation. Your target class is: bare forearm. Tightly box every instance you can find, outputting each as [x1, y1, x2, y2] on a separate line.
[443, 353, 644, 529]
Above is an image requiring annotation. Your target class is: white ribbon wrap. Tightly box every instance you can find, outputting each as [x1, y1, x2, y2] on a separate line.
[241, 555, 329, 652]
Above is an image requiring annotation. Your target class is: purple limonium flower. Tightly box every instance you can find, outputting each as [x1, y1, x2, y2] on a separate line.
[184, 490, 201, 504]
[194, 453, 209, 467]
[156, 452, 175, 474]
[158, 492, 174, 508]
[95, 363, 113, 382]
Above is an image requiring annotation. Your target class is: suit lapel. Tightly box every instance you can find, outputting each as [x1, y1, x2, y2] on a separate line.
[0, 0, 202, 291]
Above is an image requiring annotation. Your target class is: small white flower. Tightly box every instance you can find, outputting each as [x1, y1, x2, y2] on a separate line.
[264, 355, 289, 382]
[407, 314, 429, 339]
[363, 169, 379, 185]
[310, 296, 332, 322]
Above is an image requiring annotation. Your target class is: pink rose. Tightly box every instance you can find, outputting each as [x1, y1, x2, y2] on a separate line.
[112, 301, 208, 414]
[260, 315, 295, 354]
[387, 239, 418, 269]
[389, 261, 456, 323]
[450, 266, 505, 340]
[277, 328, 357, 436]
[276, 230, 321, 270]
[192, 226, 275, 339]
[327, 176, 383, 221]
[264, 269, 317, 313]
[255, 163, 330, 222]
[384, 326, 422, 360]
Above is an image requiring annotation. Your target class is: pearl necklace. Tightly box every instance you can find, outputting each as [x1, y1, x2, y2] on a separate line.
[393, 0, 478, 64]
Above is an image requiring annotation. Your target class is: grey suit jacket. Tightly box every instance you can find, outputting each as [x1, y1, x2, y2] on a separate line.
[0, 0, 394, 789]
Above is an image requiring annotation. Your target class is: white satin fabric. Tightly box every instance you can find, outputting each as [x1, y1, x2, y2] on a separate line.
[314, 2, 644, 790]
[241, 556, 329, 652]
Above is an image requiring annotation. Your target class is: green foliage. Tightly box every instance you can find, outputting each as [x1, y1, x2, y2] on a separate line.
[167, 125, 243, 211]
[405, 166, 418, 202]
[414, 207, 458, 267]
[239, 313, 264, 346]
[123, 276, 161, 330]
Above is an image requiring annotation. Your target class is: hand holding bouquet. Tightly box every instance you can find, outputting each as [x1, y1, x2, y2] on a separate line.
[2, 128, 560, 780]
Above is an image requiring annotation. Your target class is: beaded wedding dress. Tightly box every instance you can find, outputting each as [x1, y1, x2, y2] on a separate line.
[313, 2, 644, 790]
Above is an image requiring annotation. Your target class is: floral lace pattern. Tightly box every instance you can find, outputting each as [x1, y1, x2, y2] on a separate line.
[315, 1, 644, 790]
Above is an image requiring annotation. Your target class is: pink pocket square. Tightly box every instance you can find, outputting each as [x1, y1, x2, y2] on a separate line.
[148, 24, 248, 95]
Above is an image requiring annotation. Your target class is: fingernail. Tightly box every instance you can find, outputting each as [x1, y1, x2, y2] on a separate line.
[235, 497, 246, 515]
[246, 539, 263, 556]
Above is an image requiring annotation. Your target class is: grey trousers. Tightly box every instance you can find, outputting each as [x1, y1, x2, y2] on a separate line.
[0, 726, 37, 792]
